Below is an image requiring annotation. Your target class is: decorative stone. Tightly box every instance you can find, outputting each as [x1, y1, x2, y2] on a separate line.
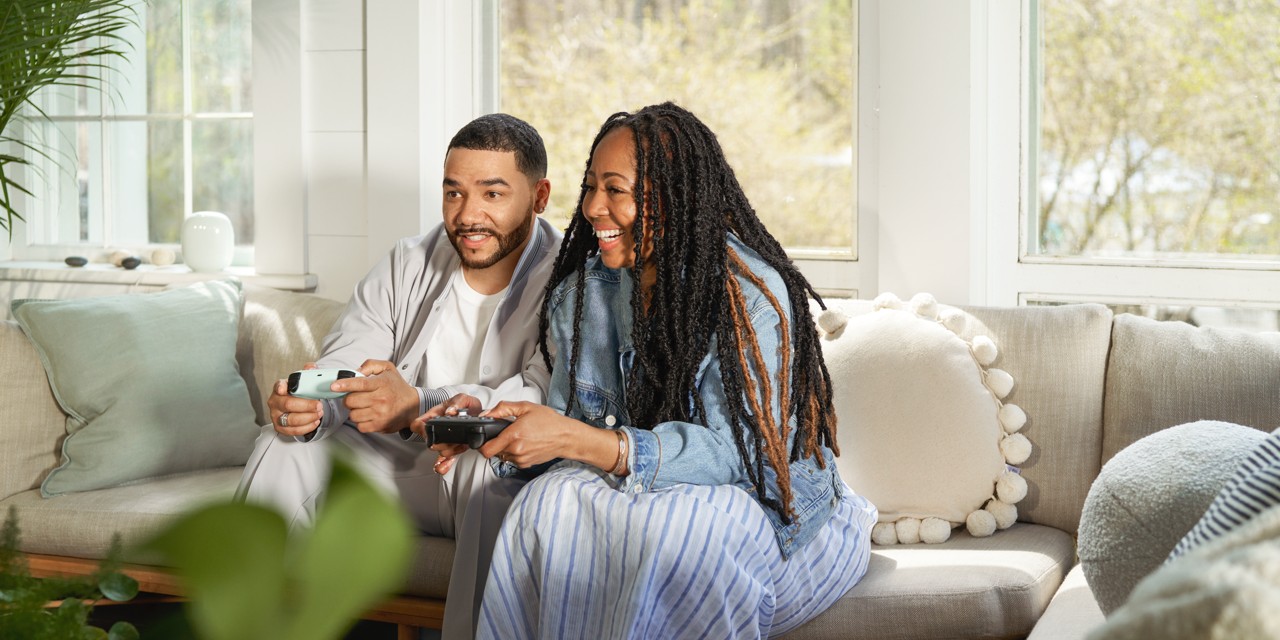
[109, 249, 133, 267]
[64, 256, 88, 267]
[121, 256, 141, 270]
[150, 247, 176, 267]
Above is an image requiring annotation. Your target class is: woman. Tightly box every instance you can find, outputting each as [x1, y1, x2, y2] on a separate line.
[423, 102, 876, 638]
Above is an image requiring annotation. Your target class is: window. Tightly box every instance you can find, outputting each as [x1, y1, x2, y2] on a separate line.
[1031, 0, 1280, 264]
[1034, 1, 1274, 263]
[22, 0, 252, 255]
[498, 0, 857, 256]
[983, 1, 1280, 326]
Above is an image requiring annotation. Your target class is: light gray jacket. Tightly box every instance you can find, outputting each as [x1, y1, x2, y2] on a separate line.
[305, 217, 563, 441]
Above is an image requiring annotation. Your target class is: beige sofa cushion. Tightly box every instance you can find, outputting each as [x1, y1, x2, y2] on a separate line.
[0, 465, 456, 599]
[783, 523, 1075, 639]
[1102, 314, 1280, 464]
[402, 537, 456, 600]
[237, 286, 345, 426]
[950, 303, 1114, 535]
[0, 468, 242, 563]
[0, 321, 67, 502]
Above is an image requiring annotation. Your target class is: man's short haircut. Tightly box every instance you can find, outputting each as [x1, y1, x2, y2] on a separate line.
[447, 113, 548, 181]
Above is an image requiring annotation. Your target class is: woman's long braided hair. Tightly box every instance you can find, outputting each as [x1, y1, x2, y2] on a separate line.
[538, 102, 838, 522]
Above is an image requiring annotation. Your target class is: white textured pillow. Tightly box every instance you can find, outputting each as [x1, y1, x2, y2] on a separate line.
[817, 292, 1031, 544]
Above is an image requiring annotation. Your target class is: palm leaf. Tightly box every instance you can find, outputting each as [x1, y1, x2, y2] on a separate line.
[0, 0, 140, 237]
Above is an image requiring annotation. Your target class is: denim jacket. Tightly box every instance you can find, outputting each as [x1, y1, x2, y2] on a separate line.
[499, 233, 845, 558]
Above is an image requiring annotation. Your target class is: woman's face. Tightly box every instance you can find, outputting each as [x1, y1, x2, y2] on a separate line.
[582, 127, 642, 269]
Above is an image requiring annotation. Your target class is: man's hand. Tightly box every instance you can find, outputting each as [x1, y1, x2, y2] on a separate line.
[415, 393, 484, 474]
[269, 362, 323, 437]
[333, 359, 421, 434]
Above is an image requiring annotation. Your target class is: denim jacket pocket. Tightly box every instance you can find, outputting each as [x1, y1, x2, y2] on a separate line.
[572, 382, 623, 427]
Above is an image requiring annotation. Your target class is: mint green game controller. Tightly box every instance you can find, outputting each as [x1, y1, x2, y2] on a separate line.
[287, 368, 363, 400]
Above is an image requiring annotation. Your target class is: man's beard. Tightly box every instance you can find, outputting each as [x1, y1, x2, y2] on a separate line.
[448, 207, 536, 270]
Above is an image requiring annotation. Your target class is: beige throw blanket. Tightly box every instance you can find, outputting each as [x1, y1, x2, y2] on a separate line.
[1089, 503, 1280, 639]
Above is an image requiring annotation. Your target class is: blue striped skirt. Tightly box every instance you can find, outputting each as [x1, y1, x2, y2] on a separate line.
[478, 462, 877, 639]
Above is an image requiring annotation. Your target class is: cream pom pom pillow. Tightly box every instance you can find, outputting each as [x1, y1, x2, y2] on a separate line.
[816, 292, 1031, 544]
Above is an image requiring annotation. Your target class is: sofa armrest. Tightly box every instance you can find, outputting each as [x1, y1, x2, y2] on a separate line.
[0, 320, 66, 502]
[236, 286, 345, 426]
[1027, 564, 1104, 640]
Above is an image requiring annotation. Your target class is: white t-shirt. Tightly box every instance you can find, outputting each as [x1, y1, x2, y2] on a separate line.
[424, 270, 507, 390]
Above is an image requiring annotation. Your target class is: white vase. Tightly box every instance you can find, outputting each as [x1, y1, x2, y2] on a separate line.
[181, 211, 235, 272]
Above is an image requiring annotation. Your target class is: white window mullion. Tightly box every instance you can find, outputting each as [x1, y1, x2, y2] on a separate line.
[181, 0, 194, 218]
[98, 118, 112, 246]
[983, 0, 1025, 307]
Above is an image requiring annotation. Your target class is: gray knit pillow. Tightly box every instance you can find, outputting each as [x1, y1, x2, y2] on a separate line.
[1078, 420, 1264, 614]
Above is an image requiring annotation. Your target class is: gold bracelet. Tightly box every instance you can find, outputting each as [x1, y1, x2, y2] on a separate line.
[609, 429, 628, 475]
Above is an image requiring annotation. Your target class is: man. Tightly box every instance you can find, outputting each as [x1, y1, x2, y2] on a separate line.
[236, 113, 561, 639]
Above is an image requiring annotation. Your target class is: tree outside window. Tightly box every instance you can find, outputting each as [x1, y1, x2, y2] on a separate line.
[1034, 0, 1280, 261]
[499, 0, 857, 254]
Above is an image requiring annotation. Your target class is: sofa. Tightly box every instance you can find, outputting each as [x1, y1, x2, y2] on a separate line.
[2, 283, 1278, 639]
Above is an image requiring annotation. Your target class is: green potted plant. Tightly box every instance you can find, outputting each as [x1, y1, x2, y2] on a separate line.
[0, 0, 138, 239]
[0, 507, 140, 639]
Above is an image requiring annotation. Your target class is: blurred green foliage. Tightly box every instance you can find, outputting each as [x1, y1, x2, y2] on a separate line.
[0, 506, 140, 639]
[145, 456, 414, 640]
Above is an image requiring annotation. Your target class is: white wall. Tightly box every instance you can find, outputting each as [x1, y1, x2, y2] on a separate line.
[875, 0, 980, 305]
[297, 0, 369, 301]
[299, 0, 495, 302]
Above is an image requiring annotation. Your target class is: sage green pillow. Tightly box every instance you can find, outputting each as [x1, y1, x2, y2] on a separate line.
[11, 279, 260, 496]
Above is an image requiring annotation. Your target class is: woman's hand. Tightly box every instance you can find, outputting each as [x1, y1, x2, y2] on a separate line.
[479, 401, 624, 474]
[414, 394, 483, 475]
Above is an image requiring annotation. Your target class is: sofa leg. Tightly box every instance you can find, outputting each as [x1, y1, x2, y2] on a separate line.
[396, 623, 420, 640]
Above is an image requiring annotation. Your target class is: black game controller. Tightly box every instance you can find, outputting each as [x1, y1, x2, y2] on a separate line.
[427, 411, 510, 449]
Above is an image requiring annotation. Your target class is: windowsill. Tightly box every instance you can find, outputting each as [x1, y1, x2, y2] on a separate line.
[0, 261, 318, 292]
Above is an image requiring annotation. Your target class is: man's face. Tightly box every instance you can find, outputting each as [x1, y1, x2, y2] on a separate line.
[441, 148, 548, 270]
